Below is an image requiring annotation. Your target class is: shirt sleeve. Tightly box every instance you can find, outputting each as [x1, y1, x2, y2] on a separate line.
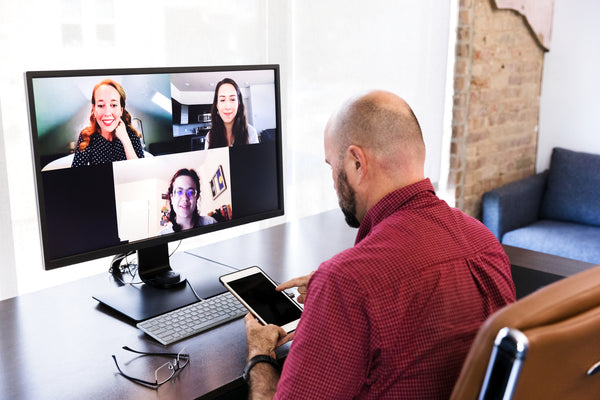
[199, 215, 217, 225]
[275, 267, 371, 399]
[129, 129, 145, 158]
[248, 125, 259, 144]
[71, 134, 88, 168]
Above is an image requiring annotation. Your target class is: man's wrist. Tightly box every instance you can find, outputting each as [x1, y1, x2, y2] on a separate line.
[248, 347, 276, 360]
[243, 354, 280, 383]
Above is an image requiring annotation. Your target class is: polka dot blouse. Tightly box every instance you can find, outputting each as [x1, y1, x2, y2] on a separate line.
[71, 128, 145, 167]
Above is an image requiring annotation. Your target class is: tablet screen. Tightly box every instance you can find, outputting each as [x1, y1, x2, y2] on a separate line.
[227, 272, 302, 327]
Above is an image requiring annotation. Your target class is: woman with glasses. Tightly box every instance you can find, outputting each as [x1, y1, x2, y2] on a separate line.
[159, 168, 216, 235]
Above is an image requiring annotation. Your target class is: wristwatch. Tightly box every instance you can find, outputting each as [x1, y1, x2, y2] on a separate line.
[243, 354, 280, 383]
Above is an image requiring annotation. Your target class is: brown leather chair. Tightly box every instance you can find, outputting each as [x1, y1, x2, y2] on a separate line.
[451, 264, 600, 399]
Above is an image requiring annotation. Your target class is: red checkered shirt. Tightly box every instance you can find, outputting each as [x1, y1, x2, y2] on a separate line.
[275, 179, 515, 399]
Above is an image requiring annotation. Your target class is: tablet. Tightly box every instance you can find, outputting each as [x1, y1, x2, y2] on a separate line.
[220, 266, 303, 333]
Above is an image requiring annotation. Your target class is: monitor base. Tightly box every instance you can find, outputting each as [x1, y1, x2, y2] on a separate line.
[142, 269, 186, 289]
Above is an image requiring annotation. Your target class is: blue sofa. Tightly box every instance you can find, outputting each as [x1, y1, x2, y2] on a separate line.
[482, 147, 600, 264]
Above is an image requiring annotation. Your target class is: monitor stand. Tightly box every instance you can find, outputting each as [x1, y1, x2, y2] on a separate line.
[92, 249, 237, 322]
[137, 243, 186, 288]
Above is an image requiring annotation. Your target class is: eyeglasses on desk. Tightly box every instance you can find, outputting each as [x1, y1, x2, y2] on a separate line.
[112, 346, 190, 389]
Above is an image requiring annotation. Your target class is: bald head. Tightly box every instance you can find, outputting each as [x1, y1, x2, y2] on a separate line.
[324, 91, 427, 224]
[327, 90, 425, 165]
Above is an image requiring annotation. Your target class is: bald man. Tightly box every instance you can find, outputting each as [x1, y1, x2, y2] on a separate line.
[244, 91, 516, 399]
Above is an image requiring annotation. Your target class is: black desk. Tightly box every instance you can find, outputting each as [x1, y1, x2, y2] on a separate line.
[0, 210, 595, 399]
[503, 245, 596, 299]
[0, 209, 355, 400]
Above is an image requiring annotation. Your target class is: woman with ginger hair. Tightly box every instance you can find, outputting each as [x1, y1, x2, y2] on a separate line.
[72, 79, 144, 167]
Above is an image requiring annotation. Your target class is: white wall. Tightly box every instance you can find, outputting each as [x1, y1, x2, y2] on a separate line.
[289, 0, 452, 217]
[0, 100, 17, 299]
[0, 0, 452, 298]
[537, 0, 600, 170]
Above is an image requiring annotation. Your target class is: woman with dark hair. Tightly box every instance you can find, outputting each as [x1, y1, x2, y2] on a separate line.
[159, 168, 217, 234]
[205, 78, 259, 149]
[72, 79, 145, 167]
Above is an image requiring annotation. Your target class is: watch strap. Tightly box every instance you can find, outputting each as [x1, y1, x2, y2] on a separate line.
[243, 354, 280, 383]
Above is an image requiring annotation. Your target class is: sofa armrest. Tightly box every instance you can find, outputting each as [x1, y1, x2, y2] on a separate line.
[482, 171, 549, 240]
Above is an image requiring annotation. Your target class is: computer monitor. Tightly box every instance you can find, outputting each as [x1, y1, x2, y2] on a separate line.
[25, 65, 284, 320]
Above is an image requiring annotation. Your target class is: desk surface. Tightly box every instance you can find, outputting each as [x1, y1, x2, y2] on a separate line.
[0, 209, 356, 400]
[1, 210, 595, 399]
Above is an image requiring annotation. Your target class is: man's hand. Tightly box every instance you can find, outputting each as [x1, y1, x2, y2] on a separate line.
[276, 271, 315, 304]
[243, 272, 314, 399]
[244, 314, 288, 399]
[245, 314, 291, 359]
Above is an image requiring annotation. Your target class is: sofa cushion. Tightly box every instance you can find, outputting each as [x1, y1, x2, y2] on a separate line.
[540, 147, 600, 226]
[502, 220, 600, 264]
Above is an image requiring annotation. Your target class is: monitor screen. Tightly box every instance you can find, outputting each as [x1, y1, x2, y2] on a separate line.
[25, 65, 284, 289]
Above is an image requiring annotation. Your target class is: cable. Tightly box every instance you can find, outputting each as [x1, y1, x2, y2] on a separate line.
[186, 279, 203, 301]
[109, 251, 135, 274]
[169, 240, 182, 257]
[109, 251, 143, 286]
[108, 242, 188, 289]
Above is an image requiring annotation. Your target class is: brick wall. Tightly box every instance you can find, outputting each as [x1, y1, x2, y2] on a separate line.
[450, 0, 545, 218]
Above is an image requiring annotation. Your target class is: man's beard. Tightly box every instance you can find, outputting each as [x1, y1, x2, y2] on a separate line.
[337, 169, 360, 228]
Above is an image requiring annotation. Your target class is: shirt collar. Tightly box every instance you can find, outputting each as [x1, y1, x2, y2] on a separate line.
[355, 178, 436, 244]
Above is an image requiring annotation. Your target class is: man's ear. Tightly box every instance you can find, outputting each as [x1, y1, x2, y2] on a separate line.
[347, 145, 367, 182]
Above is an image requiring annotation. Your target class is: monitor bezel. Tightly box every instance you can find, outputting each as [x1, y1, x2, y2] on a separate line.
[25, 64, 285, 271]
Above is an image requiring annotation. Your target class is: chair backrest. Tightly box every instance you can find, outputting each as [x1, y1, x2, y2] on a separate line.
[450, 264, 600, 400]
